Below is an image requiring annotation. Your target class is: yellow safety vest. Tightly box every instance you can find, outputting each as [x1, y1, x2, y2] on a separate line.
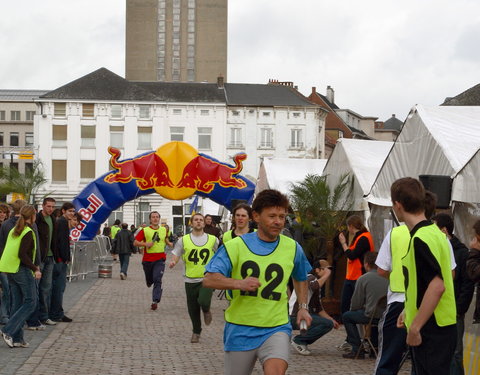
[402, 224, 456, 328]
[0, 227, 37, 274]
[389, 225, 410, 293]
[143, 226, 167, 254]
[111, 225, 120, 239]
[182, 233, 216, 279]
[224, 234, 296, 327]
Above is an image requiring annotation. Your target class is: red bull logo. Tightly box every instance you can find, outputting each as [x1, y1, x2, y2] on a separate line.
[104, 142, 248, 200]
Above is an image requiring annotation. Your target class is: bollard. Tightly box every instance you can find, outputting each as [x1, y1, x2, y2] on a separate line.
[98, 264, 112, 278]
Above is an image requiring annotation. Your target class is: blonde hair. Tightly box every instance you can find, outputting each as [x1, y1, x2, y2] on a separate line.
[13, 205, 36, 237]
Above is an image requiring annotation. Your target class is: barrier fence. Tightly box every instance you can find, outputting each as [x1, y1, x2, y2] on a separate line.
[67, 235, 112, 281]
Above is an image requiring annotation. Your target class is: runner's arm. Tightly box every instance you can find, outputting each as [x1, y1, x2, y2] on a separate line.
[203, 272, 260, 291]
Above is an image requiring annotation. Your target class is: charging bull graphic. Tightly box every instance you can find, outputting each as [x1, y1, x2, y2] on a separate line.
[72, 142, 255, 241]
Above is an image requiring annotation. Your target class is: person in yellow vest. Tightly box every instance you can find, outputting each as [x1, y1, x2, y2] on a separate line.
[134, 211, 173, 311]
[222, 203, 255, 244]
[203, 189, 312, 375]
[169, 213, 219, 343]
[110, 219, 121, 262]
[0, 205, 41, 348]
[392, 177, 456, 375]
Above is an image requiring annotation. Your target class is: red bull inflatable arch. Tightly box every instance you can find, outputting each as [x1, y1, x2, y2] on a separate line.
[71, 141, 255, 240]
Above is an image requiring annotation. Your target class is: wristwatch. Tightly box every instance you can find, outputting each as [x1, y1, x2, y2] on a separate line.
[298, 303, 308, 310]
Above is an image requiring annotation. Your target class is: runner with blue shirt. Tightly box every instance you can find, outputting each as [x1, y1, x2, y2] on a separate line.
[204, 189, 312, 375]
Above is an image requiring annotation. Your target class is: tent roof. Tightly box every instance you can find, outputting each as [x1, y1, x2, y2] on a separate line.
[368, 105, 480, 206]
[323, 138, 393, 210]
[256, 158, 327, 196]
[452, 148, 480, 203]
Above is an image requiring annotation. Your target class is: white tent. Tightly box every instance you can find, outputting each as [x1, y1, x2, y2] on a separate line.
[256, 158, 327, 196]
[323, 138, 393, 212]
[366, 105, 480, 246]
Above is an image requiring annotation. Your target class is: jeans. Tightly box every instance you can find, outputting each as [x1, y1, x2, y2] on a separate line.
[373, 302, 407, 375]
[25, 278, 41, 327]
[2, 267, 37, 343]
[142, 260, 165, 303]
[38, 256, 55, 322]
[185, 282, 213, 334]
[0, 272, 10, 324]
[343, 309, 376, 352]
[341, 279, 357, 315]
[50, 262, 67, 320]
[119, 254, 130, 276]
[290, 313, 334, 345]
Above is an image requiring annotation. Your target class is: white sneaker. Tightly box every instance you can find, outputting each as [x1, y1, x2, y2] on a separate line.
[13, 341, 30, 348]
[2, 332, 13, 348]
[120, 272, 125, 280]
[26, 324, 46, 331]
[42, 319, 57, 326]
[336, 341, 352, 352]
[291, 341, 311, 356]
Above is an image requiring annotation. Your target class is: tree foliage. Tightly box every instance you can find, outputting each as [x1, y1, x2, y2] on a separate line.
[0, 160, 48, 203]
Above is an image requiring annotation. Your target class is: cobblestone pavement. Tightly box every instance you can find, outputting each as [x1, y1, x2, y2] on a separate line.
[1, 254, 412, 374]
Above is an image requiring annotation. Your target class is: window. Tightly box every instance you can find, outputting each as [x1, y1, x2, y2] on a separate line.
[0, 132, 3, 146]
[231, 110, 240, 116]
[80, 160, 95, 179]
[290, 129, 303, 148]
[111, 104, 122, 118]
[26, 111, 35, 121]
[25, 132, 34, 147]
[138, 127, 152, 149]
[229, 128, 242, 147]
[198, 127, 211, 150]
[10, 132, 19, 146]
[172, 205, 183, 215]
[260, 128, 273, 148]
[10, 111, 20, 121]
[52, 125, 67, 146]
[136, 202, 151, 226]
[52, 160, 67, 183]
[173, 108, 182, 115]
[292, 112, 301, 118]
[82, 103, 94, 117]
[25, 163, 33, 173]
[139, 105, 150, 119]
[0, 111, 5, 120]
[262, 112, 271, 117]
[81, 126, 96, 148]
[110, 126, 124, 148]
[170, 127, 184, 141]
[200, 109, 209, 116]
[54, 103, 66, 117]
[10, 162, 18, 171]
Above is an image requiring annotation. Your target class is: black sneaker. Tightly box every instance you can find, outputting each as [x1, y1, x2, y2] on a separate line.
[61, 316, 73, 322]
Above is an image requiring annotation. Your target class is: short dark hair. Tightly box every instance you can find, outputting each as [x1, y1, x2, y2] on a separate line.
[432, 213, 453, 236]
[114, 219, 121, 225]
[74, 212, 83, 222]
[43, 197, 56, 205]
[121, 223, 128, 229]
[61, 202, 75, 212]
[252, 189, 289, 214]
[364, 252, 378, 268]
[149, 211, 160, 220]
[391, 177, 425, 214]
[0, 203, 10, 215]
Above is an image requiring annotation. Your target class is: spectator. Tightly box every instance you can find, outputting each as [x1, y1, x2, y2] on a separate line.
[289, 259, 339, 356]
[50, 202, 75, 323]
[342, 252, 388, 359]
[112, 223, 135, 280]
[392, 177, 456, 375]
[0, 203, 9, 225]
[110, 219, 121, 261]
[432, 213, 475, 375]
[467, 219, 480, 324]
[337, 215, 375, 351]
[0, 205, 41, 348]
[204, 214, 221, 239]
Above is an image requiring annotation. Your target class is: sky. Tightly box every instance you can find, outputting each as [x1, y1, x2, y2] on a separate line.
[1, 0, 479, 122]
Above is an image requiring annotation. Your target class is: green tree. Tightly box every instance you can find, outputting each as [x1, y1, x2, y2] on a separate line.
[0, 160, 48, 204]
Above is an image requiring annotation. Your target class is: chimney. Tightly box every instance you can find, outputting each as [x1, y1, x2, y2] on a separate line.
[312, 87, 316, 95]
[217, 75, 224, 88]
[326, 85, 335, 104]
[391, 114, 396, 118]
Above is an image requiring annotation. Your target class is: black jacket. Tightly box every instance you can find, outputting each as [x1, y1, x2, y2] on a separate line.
[467, 249, 480, 322]
[450, 236, 475, 315]
[55, 216, 71, 263]
[112, 229, 134, 255]
[0, 216, 18, 258]
[36, 211, 57, 262]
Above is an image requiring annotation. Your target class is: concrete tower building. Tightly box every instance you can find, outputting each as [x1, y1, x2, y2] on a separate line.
[126, 0, 227, 83]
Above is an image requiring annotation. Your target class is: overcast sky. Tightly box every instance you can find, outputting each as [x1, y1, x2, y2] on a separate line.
[1, 0, 479, 121]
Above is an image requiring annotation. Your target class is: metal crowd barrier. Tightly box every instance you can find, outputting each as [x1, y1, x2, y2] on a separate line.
[67, 235, 112, 281]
